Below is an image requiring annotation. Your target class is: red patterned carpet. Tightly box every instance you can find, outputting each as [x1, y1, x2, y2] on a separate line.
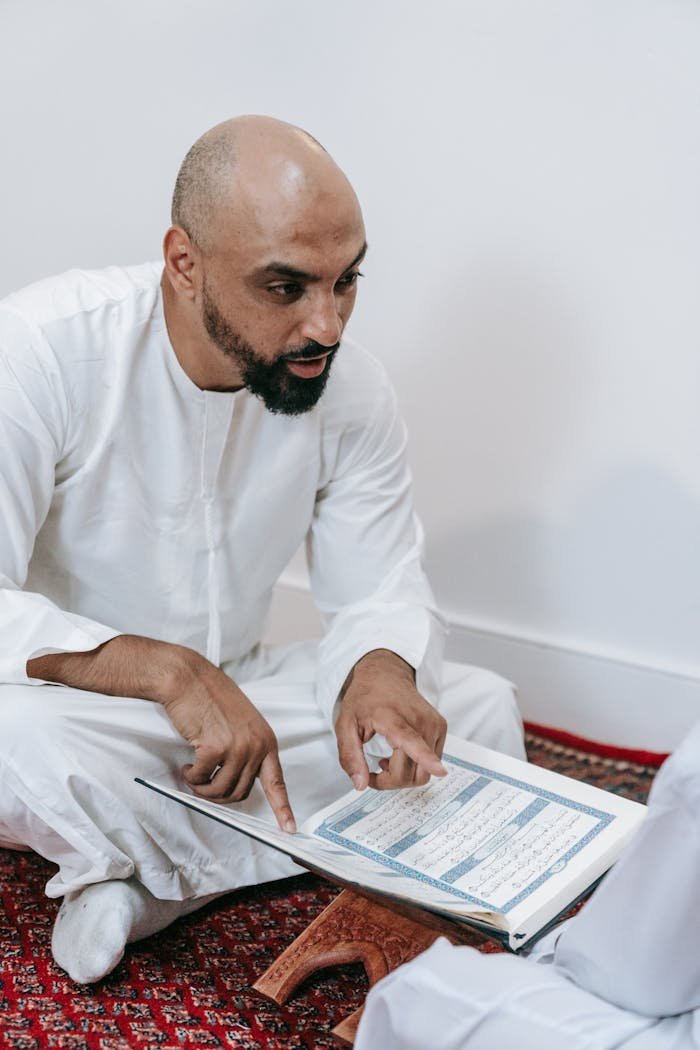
[0, 727, 664, 1049]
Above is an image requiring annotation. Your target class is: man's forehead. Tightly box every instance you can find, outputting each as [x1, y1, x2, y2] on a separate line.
[217, 194, 366, 275]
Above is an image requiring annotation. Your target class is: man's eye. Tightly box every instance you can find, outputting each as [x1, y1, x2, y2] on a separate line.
[268, 282, 302, 299]
[336, 271, 364, 290]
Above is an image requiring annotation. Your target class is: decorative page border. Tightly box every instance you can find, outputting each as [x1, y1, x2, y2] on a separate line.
[314, 755, 615, 914]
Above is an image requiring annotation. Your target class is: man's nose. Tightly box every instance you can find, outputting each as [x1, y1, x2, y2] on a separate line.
[299, 292, 343, 348]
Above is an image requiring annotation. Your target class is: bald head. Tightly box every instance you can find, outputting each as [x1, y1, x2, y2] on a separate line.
[162, 116, 366, 406]
[171, 115, 359, 254]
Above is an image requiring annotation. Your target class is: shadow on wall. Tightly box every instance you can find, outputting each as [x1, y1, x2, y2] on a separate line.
[394, 250, 699, 676]
[429, 462, 700, 675]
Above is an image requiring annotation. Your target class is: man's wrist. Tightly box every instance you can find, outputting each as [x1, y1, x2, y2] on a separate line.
[344, 649, 416, 693]
[151, 642, 210, 705]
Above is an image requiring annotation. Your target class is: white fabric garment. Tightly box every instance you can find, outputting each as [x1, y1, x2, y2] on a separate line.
[0, 645, 524, 897]
[0, 263, 525, 898]
[0, 262, 442, 714]
[354, 938, 696, 1050]
[356, 721, 700, 1050]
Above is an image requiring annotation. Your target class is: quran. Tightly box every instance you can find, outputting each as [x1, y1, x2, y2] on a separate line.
[137, 734, 646, 951]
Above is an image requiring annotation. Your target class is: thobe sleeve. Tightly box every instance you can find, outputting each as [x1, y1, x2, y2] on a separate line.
[309, 378, 446, 724]
[554, 719, 700, 1017]
[0, 315, 120, 685]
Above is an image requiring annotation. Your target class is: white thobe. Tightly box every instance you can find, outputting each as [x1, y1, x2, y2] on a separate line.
[0, 264, 524, 900]
[356, 720, 700, 1050]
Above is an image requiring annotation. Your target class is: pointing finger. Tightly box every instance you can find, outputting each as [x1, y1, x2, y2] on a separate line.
[259, 750, 296, 833]
[370, 748, 432, 790]
[382, 721, 447, 778]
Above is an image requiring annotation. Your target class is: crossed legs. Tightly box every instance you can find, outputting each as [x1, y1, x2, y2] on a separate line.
[0, 645, 523, 982]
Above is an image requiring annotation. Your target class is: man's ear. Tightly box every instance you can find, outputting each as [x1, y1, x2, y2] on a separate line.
[162, 226, 199, 299]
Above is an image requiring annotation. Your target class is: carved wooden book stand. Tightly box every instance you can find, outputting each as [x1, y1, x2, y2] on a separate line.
[253, 885, 479, 1045]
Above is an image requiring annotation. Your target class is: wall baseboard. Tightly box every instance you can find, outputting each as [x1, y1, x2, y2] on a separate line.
[444, 620, 699, 752]
[266, 580, 700, 751]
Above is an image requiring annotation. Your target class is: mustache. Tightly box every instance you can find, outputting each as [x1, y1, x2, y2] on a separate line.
[279, 341, 340, 363]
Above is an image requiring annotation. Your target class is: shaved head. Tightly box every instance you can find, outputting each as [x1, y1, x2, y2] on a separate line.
[171, 115, 353, 253]
[162, 115, 366, 412]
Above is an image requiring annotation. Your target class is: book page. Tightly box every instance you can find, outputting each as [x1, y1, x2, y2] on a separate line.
[305, 736, 645, 917]
[137, 734, 645, 939]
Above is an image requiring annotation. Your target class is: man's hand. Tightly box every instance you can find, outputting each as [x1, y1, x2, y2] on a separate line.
[161, 655, 296, 831]
[335, 648, 447, 792]
[27, 635, 296, 833]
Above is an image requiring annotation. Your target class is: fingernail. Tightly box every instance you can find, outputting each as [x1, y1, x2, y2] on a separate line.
[284, 818, 297, 833]
[352, 775, 365, 791]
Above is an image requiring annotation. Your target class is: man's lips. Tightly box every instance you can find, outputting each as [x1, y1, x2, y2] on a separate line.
[284, 353, 332, 379]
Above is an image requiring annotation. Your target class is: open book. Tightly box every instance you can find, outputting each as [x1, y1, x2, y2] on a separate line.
[136, 734, 646, 951]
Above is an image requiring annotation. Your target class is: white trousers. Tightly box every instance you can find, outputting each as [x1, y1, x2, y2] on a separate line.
[356, 719, 700, 1050]
[0, 642, 525, 900]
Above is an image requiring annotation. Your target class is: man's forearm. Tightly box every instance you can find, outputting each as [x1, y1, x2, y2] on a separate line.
[27, 634, 296, 828]
[26, 634, 207, 705]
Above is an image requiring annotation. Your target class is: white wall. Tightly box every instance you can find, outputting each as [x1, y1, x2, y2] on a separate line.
[2, 0, 699, 747]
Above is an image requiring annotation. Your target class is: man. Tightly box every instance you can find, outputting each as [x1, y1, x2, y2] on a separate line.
[0, 115, 524, 985]
[356, 719, 700, 1049]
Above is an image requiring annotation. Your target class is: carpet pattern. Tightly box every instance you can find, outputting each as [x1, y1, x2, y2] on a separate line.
[0, 729, 662, 1048]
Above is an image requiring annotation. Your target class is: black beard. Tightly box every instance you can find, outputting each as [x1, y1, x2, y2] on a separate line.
[202, 283, 337, 415]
